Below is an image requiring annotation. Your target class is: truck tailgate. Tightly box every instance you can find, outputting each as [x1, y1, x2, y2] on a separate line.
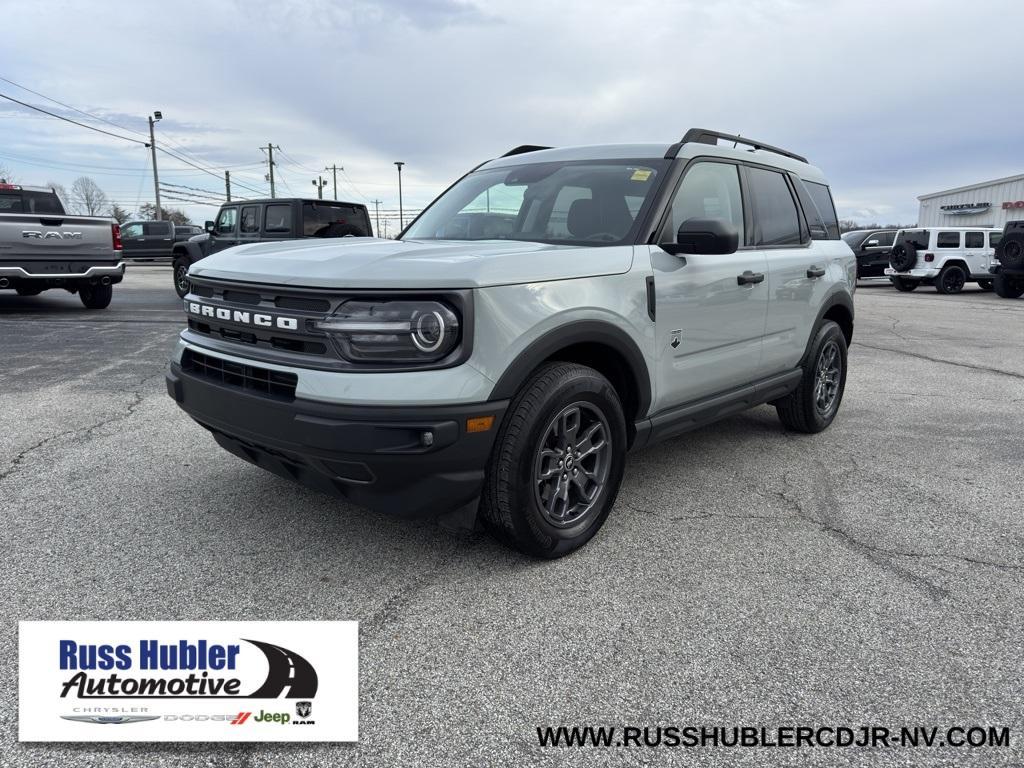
[0, 213, 116, 265]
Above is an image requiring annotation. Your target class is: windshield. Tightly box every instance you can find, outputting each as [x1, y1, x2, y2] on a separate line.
[403, 159, 668, 245]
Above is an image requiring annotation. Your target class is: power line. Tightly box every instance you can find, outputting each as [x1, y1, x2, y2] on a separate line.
[0, 91, 148, 145]
[0, 74, 150, 138]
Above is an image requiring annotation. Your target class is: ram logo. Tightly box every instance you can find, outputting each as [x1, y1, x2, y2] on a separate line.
[22, 230, 84, 239]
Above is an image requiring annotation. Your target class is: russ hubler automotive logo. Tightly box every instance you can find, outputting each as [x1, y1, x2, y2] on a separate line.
[58, 638, 318, 699]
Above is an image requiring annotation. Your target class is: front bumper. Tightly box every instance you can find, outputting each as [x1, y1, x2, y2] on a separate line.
[884, 267, 939, 279]
[0, 262, 125, 280]
[166, 362, 508, 518]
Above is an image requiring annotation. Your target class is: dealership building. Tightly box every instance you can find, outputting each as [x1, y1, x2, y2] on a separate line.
[918, 173, 1024, 228]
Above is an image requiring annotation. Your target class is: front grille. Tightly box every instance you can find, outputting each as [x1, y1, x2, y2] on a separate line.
[182, 349, 297, 400]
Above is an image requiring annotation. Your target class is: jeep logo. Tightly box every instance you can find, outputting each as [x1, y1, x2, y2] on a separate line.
[185, 301, 299, 331]
[22, 230, 83, 239]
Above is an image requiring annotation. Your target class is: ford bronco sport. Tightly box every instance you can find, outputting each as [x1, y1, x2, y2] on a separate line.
[166, 129, 855, 557]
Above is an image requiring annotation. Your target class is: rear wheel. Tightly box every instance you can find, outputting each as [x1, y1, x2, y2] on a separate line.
[173, 258, 191, 298]
[994, 273, 1024, 299]
[79, 282, 113, 309]
[480, 362, 626, 558]
[15, 285, 42, 296]
[935, 264, 966, 294]
[775, 320, 847, 434]
[892, 277, 918, 292]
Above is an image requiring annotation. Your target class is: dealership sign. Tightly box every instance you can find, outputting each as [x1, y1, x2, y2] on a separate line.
[19, 621, 358, 742]
[1002, 200, 1024, 209]
[940, 202, 991, 215]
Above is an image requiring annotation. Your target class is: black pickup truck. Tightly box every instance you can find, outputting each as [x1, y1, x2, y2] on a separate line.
[0, 183, 123, 308]
[120, 220, 201, 262]
[172, 198, 373, 297]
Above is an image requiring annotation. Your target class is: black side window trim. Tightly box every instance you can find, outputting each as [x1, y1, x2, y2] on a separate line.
[742, 163, 808, 249]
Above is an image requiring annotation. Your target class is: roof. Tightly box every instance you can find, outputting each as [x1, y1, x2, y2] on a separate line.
[918, 172, 1024, 200]
[219, 198, 367, 207]
[479, 142, 826, 182]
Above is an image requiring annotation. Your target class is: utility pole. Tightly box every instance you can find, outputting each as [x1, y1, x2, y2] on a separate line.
[312, 176, 327, 200]
[261, 144, 280, 198]
[325, 164, 342, 201]
[371, 199, 381, 237]
[394, 161, 405, 230]
[224, 170, 231, 202]
[148, 111, 163, 220]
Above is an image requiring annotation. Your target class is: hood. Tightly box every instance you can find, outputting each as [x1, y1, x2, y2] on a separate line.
[189, 237, 634, 289]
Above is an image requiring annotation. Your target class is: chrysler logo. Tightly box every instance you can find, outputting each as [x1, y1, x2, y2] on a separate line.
[61, 715, 160, 724]
[185, 301, 300, 331]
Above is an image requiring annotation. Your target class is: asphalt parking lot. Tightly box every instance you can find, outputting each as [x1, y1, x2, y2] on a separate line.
[1, 266, 1022, 767]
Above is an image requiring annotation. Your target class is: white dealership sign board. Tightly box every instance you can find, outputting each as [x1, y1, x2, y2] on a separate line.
[19, 621, 358, 742]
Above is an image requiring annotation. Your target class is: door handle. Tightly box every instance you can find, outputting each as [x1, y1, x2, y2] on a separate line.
[737, 271, 765, 285]
[807, 266, 826, 278]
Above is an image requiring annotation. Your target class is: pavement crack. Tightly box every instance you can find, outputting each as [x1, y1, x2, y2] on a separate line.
[853, 342, 1024, 380]
[0, 371, 163, 485]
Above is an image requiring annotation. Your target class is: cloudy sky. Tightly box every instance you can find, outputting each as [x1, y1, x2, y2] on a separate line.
[1, 0, 1020, 230]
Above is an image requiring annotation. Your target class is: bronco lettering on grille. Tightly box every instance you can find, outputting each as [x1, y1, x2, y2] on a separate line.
[185, 301, 299, 331]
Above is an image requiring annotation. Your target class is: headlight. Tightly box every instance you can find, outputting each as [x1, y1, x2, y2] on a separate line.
[313, 300, 460, 363]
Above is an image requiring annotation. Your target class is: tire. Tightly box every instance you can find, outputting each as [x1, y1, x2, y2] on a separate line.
[15, 285, 42, 296]
[892, 277, 918, 292]
[479, 362, 627, 558]
[173, 257, 191, 299]
[889, 241, 917, 271]
[998, 237, 1024, 270]
[977, 279, 994, 291]
[994, 273, 1024, 299]
[79, 282, 113, 309]
[775, 320, 848, 434]
[935, 264, 966, 294]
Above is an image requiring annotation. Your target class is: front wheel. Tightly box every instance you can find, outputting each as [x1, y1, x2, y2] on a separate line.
[79, 282, 113, 309]
[480, 362, 626, 558]
[892, 277, 918, 292]
[775, 320, 848, 434]
[173, 258, 191, 298]
[994, 273, 1024, 299]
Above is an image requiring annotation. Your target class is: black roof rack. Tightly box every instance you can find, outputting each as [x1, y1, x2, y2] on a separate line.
[665, 129, 808, 164]
[501, 145, 552, 158]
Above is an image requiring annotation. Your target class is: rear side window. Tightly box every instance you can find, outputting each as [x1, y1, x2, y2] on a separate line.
[990, 232, 1003, 248]
[143, 222, 173, 236]
[747, 167, 801, 246]
[302, 202, 370, 237]
[964, 231, 984, 248]
[804, 181, 840, 240]
[264, 204, 292, 234]
[937, 232, 961, 248]
[240, 205, 260, 234]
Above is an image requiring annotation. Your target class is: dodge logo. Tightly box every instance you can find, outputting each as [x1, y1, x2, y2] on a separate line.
[185, 301, 299, 331]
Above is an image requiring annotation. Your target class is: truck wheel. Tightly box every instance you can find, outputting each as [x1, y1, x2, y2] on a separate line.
[775, 320, 847, 434]
[889, 241, 917, 271]
[173, 258, 191, 298]
[994, 274, 1024, 299]
[480, 362, 626, 558]
[79, 283, 113, 309]
[16, 285, 42, 296]
[977, 279, 994, 291]
[892, 277, 918, 292]
[999, 238, 1024, 270]
[935, 264, 966, 294]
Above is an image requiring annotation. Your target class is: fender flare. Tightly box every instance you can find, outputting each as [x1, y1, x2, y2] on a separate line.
[172, 241, 207, 265]
[803, 289, 854, 364]
[489, 319, 652, 419]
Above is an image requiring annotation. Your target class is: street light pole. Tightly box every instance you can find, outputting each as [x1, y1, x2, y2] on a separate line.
[312, 176, 327, 200]
[394, 161, 405, 230]
[148, 111, 162, 220]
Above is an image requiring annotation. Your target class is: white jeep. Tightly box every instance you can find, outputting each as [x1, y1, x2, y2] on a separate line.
[885, 227, 1001, 293]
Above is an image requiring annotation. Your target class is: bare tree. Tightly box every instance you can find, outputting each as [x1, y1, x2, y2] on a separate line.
[138, 203, 191, 225]
[47, 181, 71, 211]
[69, 176, 109, 216]
[0, 163, 16, 184]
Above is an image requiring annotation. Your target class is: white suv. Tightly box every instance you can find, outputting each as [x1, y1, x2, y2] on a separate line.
[885, 227, 1001, 293]
[167, 129, 855, 557]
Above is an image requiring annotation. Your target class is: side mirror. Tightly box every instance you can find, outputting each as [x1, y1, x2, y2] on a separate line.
[204, 220, 215, 233]
[663, 218, 738, 256]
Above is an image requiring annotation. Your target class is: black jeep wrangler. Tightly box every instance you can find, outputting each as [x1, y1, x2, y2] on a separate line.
[172, 198, 373, 297]
[991, 220, 1024, 299]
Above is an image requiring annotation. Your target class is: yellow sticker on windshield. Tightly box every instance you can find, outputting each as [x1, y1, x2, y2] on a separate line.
[630, 169, 653, 182]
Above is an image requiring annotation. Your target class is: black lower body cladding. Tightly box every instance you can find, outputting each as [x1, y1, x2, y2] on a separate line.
[166, 362, 508, 518]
